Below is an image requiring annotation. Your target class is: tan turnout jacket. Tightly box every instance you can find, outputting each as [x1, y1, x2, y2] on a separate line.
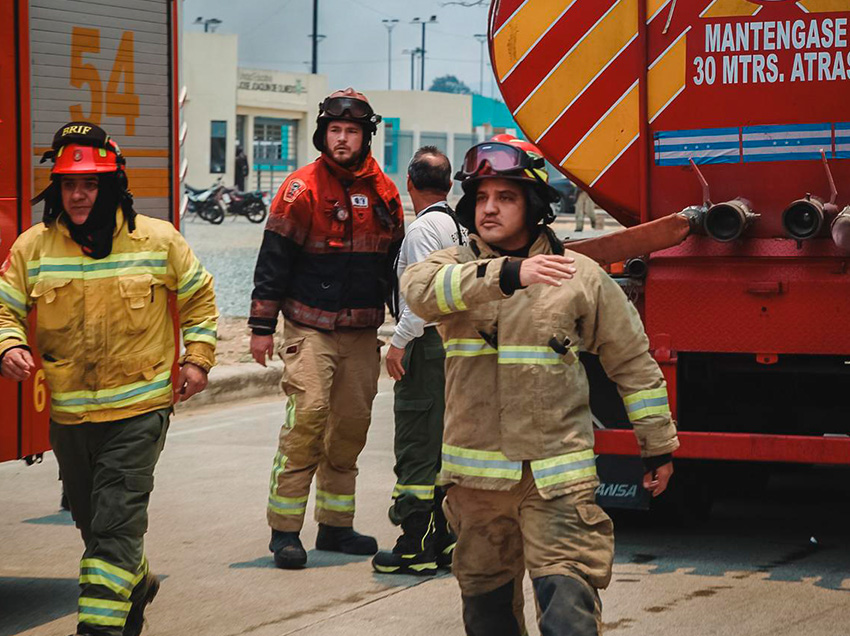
[401, 232, 679, 499]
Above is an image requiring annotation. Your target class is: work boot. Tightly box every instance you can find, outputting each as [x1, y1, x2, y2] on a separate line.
[462, 579, 524, 636]
[372, 511, 437, 575]
[123, 571, 160, 636]
[315, 524, 378, 555]
[270, 530, 308, 569]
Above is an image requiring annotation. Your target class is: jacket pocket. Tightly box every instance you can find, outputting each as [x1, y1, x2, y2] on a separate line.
[120, 345, 165, 381]
[279, 335, 306, 395]
[31, 278, 74, 332]
[576, 502, 614, 537]
[118, 274, 154, 334]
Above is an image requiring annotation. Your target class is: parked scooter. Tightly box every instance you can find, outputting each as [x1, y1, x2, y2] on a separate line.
[215, 186, 268, 223]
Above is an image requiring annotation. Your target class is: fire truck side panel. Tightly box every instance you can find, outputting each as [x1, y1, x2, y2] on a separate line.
[0, 0, 176, 462]
[29, 0, 174, 223]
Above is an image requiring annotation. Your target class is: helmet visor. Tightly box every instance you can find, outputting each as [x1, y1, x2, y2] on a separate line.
[458, 142, 539, 179]
[322, 96, 374, 119]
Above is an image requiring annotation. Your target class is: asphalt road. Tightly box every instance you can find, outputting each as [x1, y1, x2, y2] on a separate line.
[2, 380, 850, 636]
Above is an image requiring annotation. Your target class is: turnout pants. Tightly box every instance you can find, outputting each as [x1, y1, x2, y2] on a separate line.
[390, 326, 446, 525]
[444, 465, 614, 636]
[50, 408, 170, 635]
[267, 319, 380, 532]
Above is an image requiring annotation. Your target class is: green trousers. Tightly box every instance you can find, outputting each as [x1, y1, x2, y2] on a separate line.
[390, 326, 446, 525]
[50, 407, 170, 635]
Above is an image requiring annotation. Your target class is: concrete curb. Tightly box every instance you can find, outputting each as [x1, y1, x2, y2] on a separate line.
[177, 326, 397, 412]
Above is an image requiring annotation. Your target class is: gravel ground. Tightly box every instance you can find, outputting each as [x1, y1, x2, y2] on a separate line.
[180, 207, 619, 365]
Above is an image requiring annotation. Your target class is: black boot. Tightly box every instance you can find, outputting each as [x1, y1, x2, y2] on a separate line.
[462, 579, 523, 636]
[533, 574, 600, 636]
[372, 511, 437, 575]
[433, 491, 457, 569]
[315, 524, 378, 555]
[123, 571, 160, 636]
[270, 530, 308, 569]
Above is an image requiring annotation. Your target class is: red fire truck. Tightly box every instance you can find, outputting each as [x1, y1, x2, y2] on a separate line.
[0, 0, 181, 463]
[488, 0, 850, 511]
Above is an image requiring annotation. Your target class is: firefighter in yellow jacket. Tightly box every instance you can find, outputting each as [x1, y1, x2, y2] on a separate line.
[0, 122, 218, 636]
[401, 136, 679, 636]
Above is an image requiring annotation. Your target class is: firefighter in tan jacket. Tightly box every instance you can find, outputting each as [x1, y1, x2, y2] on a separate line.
[401, 136, 679, 636]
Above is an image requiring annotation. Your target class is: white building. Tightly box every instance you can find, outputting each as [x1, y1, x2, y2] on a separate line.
[183, 32, 517, 196]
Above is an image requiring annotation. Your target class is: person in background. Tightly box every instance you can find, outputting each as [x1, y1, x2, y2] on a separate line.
[235, 142, 248, 192]
[373, 146, 466, 576]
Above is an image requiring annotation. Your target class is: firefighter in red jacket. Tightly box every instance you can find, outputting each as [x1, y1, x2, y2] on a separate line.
[250, 88, 404, 569]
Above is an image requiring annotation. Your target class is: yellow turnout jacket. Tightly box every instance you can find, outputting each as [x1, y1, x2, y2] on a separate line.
[0, 211, 218, 424]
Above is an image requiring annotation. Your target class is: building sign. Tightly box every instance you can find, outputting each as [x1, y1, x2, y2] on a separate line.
[238, 70, 307, 96]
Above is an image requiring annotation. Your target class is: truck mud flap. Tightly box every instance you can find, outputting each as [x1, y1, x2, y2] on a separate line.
[595, 455, 650, 511]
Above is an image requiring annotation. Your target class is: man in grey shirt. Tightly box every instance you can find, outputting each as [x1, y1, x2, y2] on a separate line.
[373, 147, 466, 575]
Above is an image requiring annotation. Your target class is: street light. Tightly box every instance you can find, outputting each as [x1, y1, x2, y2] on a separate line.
[411, 16, 437, 91]
[402, 48, 423, 91]
[382, 19, 399, 90]
[474, 33, 487, 95]
[194, 16, 222, 33]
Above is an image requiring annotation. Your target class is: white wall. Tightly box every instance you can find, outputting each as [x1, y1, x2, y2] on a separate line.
[183, 32, 238, 188]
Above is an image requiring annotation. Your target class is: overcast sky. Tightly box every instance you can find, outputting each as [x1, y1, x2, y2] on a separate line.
[183, 0, 500, 98]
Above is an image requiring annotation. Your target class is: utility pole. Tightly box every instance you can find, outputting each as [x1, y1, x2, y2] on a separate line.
[474, 34, 487, 95]
[382, 19, 399, 90]
[311, 0, 319, 74]
[411, 16, 437, 90]
[403, 48, 422, 91]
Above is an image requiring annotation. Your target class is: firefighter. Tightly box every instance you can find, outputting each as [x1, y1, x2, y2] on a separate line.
[373, 147, 466, 575]
[401, 136, 679, 636]
[0, 122, 218, 635]
[250, 88, 404, 569]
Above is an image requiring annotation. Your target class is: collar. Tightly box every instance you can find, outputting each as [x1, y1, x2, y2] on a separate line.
[55, 207, 141, 240]
[415, 200, 449, 218]
[319, 151, 380, 183]
[468, 230, 551, 259]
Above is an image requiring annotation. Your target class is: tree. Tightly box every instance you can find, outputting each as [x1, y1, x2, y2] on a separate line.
[429, 75, 472, 94]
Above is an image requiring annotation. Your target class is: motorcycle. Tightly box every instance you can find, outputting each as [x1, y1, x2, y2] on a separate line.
[184, 179, 228, 224]
[216, 186, 268, 223]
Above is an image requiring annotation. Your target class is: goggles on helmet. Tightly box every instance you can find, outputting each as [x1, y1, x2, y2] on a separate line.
[456, 141, 545, 181]
[320, 96, 381, 124]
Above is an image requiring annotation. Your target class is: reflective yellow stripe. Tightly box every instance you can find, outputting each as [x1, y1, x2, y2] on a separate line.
[623, 387, 670, 422]
[79, 558, 143, 599]
[0, 280, 27, 319]
[52, 371, 172, 414]
[450, 264, 468, 311]
[435, 265, 451, 314]
[0, 327, 27, 343]
[444, 338, 497, 358]
[441, 443, 523, 481]
[498, 345, 562, 365]
[268, 493, 309, 515]
[27, 251, 168, 282]
[531, 449, 597, 489]
[392, 484, 435, 500]
[183, 319, 218, 345]
[316, 489, 356, 512]
[177, 258, 210, 300]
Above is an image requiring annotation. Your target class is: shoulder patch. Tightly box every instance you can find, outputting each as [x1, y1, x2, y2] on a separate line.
[351, 194, 369, 208]
[283, 179, 306, 203]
